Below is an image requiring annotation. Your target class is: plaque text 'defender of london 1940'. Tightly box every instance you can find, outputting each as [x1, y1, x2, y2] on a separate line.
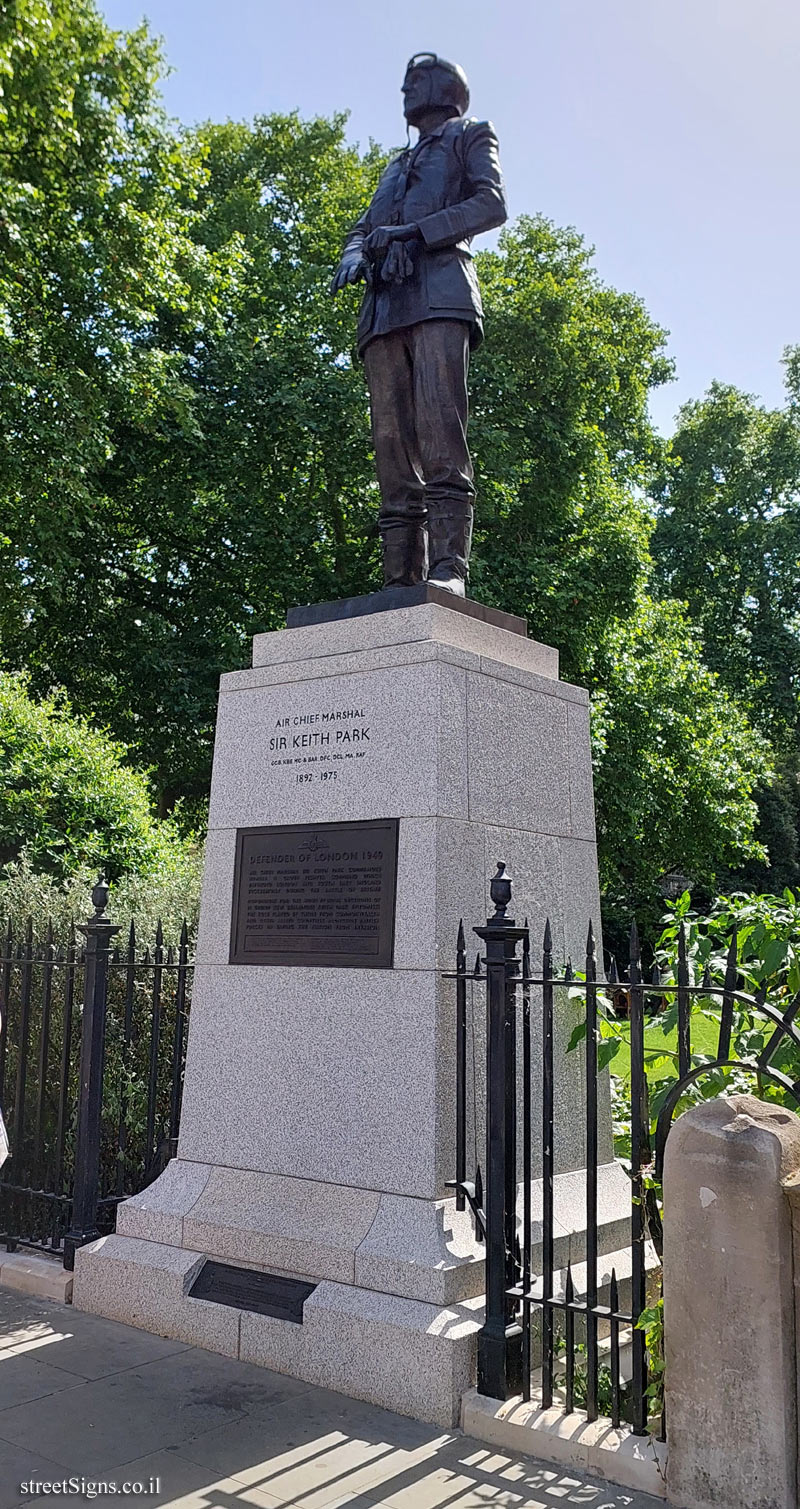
[229, 819, 399, 968]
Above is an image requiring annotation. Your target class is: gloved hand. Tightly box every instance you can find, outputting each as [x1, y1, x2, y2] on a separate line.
[380, 239, 415, 284]
[330, 253, 368, 295]
[363, 223, 419, 256]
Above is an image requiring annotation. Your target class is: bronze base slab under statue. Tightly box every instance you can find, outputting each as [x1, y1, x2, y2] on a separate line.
[286, 583, 526, 635]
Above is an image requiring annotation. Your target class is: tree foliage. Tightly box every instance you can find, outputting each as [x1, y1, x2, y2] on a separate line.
[0, 0, 385, 809]
[0, 671, 193, 880]
[0, 849, 202, 943]
[652, 372, 800, 736]
[0, 0, 780, 916]
[652, 367, 800, 893]
[589, 597, 772, 918]
[470, 215, 672, 676]
[0, 0, 194, 640]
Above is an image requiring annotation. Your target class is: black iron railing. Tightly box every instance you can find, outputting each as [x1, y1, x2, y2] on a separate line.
[447, 863, 800, 1436]
[0, 879, 193, 1266]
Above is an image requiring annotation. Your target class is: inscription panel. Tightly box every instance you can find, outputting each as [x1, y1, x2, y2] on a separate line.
[230, 818, 399, 968]
[268, 703, 374, 790]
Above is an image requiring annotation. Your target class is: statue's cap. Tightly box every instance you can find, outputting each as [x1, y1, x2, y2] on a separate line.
[403, 53, 470, 115]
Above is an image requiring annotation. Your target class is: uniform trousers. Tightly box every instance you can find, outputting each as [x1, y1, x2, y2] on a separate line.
[363, 319, 475, 547]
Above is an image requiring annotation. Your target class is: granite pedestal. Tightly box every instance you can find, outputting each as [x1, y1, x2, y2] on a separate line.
[73, 598, 628, 1426]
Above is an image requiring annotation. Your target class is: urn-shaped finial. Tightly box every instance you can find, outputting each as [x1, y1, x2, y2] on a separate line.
[489, 861, 512, 920]
[91, 875, 110, 918]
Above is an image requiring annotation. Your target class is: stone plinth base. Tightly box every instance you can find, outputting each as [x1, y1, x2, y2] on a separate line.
[113, 1158, 485, 1306]
[72, 1157, 639, 1425]
[74, 598, 612, 1424]
[74, 1234, 482, 1427]
[111, 1156, 635, 1305]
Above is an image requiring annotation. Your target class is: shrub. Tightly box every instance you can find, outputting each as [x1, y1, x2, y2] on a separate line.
[0, 672, 203, 941]
[0, 847, 203, 945]
[0, 670, 193, 882]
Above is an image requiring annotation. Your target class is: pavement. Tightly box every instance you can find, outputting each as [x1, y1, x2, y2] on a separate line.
[0, 1289, 662, 1509]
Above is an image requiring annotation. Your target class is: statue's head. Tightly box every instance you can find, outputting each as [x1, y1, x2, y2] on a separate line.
[402, 53, 470, 126]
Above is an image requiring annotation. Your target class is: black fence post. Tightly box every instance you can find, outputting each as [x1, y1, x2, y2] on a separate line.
[475, 863, 524, 1401]
[63, 879, 120, 1271]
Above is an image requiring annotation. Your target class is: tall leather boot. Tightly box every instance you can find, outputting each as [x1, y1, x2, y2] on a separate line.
[427, 503, 473, 597]
[381, 521, 429, 587]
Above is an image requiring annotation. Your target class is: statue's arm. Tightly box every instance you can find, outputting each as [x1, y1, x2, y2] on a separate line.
[416, 121, 508, 251]
[331, 213, 370, 294]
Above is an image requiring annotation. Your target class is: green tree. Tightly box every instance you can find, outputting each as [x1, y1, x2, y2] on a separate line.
[652, 365, 800, 891]
[0, 670, 191, 880]
[0, 0, 384, 811]
[0, 0, 232, 815]
[471, 215, 673, 680]
[0, 0, 205, 644]
[0, 0, 773, 918]
[590, 598, 772, 925]
[652, 371, 800, 734]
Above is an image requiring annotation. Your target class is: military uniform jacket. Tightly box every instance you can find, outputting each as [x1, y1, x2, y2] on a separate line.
[343, 115, 508, 356]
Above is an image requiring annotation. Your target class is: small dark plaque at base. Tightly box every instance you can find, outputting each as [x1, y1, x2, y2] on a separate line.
[230, 818, 399, 968]
[189, 1260, 316, 1323]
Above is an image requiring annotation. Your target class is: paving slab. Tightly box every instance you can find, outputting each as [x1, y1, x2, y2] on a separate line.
[19, 1454, 255, 1509]
[173, 1388, 453, 1483]
[0, 1289, 191, 1380]
[123, 1343, 314, 1419]
[0, 1292, 662, 1509]
[0, 1352, 82, 1410]
[0, 1367, 251, 1473]
[0, 1437, 69, 1509]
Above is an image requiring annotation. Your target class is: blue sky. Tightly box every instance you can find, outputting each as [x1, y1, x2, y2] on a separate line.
[101, 0, 800, 434]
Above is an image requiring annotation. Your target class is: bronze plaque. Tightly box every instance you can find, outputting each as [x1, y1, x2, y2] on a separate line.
[229, 819, 399, 968]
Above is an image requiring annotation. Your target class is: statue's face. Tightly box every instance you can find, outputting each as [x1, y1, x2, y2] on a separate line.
[402, 66, 429, 124]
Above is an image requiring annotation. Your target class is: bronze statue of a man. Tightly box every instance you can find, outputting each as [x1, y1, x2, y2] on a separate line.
[331, 53, 507, 595]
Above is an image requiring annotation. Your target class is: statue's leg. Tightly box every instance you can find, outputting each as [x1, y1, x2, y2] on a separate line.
[363, 331, 428, 586]
[411, 320, 475, 596]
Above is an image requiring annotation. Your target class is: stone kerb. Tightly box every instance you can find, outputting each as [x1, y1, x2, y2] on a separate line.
[663, 1094, 800, 1509]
